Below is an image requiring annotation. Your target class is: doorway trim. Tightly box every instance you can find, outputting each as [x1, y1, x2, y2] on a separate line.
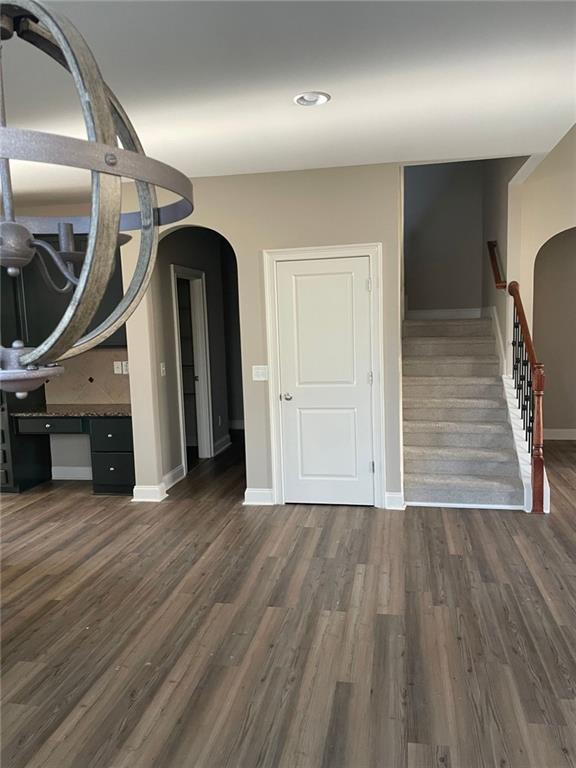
[170, 265, 214, 475]
[263, 243, 387, 507]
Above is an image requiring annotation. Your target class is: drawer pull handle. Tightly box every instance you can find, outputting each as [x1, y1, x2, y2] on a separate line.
[107, 434, 113, 438]
[45, 423, 51, 429]
[109, 467, 115, 471]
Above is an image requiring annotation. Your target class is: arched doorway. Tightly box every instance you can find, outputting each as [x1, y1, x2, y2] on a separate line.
[157, 226, 245, 478]
[533, 227, 576, 440]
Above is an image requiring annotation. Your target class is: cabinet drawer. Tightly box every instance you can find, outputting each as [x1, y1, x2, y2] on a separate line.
[91, 452, 135, 486]
[90, 418, 133, 452]
[17, 417, 83, 435]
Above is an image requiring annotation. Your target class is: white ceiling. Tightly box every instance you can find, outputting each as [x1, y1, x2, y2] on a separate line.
[5, 1, 576, 201]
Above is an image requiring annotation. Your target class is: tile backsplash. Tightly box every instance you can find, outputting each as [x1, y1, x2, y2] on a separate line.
[45, 348, 131, 405]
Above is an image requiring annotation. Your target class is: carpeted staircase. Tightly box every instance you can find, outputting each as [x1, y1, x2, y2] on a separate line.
[402, 317, 524, 508]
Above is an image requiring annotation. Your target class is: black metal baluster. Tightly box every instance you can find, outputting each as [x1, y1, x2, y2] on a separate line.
[528, 350, 532, 447]
[518, 339, 525, 412]
[528, 383, 534, 453]
[512, 308, 520, 398]
[512, 306, 534, 451]
[508, 280, 545, 513]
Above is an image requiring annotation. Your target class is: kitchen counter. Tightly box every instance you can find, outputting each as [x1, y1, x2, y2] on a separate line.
[12, 403, 132, 418]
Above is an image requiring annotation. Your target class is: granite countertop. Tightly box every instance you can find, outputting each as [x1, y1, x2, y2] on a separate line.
[12, 404, 132, 418]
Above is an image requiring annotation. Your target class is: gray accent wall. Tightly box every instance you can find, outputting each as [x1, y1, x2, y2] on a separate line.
[404, 161, 484, 311]
[157, 227, 234, 464]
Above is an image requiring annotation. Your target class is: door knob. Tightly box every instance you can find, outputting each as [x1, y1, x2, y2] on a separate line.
[282, 393, 293, 401]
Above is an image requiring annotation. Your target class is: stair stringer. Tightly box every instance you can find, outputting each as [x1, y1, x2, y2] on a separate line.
[502, 374, 550, 513]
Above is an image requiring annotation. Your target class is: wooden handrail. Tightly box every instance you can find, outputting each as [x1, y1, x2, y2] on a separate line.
[487, 240, 507, 289]
[508, 281, 538, 367]
[508, 280, 545, 514]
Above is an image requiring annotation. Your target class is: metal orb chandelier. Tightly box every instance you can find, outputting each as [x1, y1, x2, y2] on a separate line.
[0, 0, 194, 397]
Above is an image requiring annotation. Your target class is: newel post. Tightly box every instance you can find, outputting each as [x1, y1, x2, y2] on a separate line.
[531, 363, 545, 514]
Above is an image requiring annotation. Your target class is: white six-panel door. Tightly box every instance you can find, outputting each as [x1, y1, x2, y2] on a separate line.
[276, 256, 374, 505]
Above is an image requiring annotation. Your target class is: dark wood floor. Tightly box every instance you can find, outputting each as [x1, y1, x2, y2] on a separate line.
[1, 442, 575, 768]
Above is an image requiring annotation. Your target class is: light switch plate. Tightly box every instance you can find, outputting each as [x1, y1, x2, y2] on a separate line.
[160, 362, 166, 377]
[122, 360, 129, 375]
[252, 365, 269, 381]
[113, 361, 122, 374]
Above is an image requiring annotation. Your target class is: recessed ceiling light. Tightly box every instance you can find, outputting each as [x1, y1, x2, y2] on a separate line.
[294, 91, 331, 107]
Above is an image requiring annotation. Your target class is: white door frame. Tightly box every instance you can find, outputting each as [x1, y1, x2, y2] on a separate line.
[263, 243, 387, 507]
[171, 265, 214, 473]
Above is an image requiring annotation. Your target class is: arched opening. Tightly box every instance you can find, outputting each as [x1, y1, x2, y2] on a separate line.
[533, 227, 576, 440]
[156, 225, 245, 483]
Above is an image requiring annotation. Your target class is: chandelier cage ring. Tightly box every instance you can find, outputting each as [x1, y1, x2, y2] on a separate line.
[0, 0, 194, 392]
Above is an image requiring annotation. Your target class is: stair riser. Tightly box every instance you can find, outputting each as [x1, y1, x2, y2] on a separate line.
[404, 432, 513, 449]
[404, 407, 508, 423]
[405, 458, 518, 477]
[403, 383, 503, 398]
[403, 340, 495, 357]
[403, 322, 492, 338]
[403, 361, 500, 377]
[401, 317, 522, 508]
[404, 486, 523, 506]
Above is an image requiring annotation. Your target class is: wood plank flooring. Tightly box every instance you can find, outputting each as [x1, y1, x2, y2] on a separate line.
[1, 441, 575, 768]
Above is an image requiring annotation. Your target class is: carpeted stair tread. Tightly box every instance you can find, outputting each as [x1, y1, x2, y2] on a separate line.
[404, 397, 506, 409]
[401, 315, 523, 509]
[404, 473, 524, 506]
[405, 446, 516, 462]
[403, 420, 511, 433]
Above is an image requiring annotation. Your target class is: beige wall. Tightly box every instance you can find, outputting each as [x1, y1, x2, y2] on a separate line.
[122, 163, 403, 495]
[511, 125, 576, 330]
[221, 242, 244, 427]
[404, 161, 484, 311]
[481, 156, 527, 333]
[476, 126, 575, 374]
[533, 228, 576, 432]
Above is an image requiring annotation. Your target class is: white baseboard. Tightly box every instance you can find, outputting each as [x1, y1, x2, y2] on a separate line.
[163, 464, 185, 491]
[384, 492, 406, 510]
[214, 434, 232, 456]
[244, 487, 275, 506]
[483, 305, 506, 374]
[52, 465, 92, 481]
[405, 500, 526, 511]
[132, 484, 168, 503]
[405, 307, 482, 320]
[230, 420, 245, 430]
[545, 429, 576, 440]
[132, 464, 185, 502]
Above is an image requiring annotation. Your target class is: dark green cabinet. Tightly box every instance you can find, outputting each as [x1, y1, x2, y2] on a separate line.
[89, 417, 134, 494]
[1, 412, 135, 496]
[1, 391, 52, 493]
[10, 236, 127, 349]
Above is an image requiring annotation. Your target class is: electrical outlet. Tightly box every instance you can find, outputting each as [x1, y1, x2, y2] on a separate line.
[113, 361, 122, 374]
[122, 360, 129, 375]
[160, 362, 166, 377]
